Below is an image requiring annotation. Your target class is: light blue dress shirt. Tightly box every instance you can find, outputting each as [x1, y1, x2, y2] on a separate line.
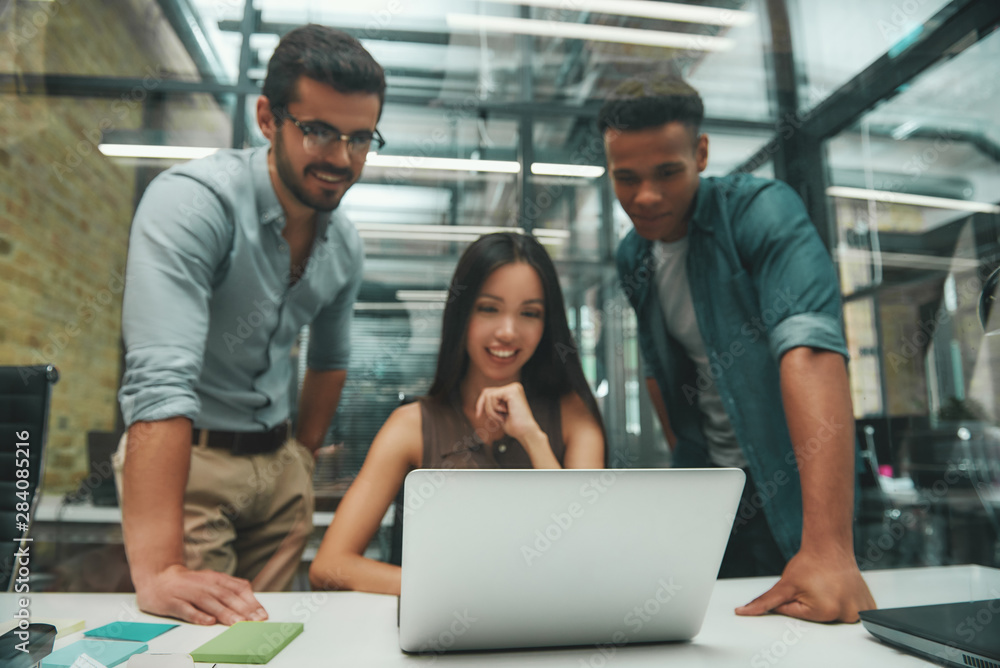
[119, 146, 363, 431]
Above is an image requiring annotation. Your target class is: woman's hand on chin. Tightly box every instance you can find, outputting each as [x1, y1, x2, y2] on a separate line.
[474, 382, 542, 443]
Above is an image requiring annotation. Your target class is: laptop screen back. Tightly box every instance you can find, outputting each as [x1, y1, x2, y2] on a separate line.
[398, 468, 744, 652]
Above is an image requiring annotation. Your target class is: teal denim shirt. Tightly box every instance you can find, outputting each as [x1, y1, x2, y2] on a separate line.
[616, 173, 850, 560]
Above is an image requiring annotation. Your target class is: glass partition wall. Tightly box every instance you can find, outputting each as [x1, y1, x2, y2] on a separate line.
[826, 22, 1000, 569]
[2, 0, 998, 589]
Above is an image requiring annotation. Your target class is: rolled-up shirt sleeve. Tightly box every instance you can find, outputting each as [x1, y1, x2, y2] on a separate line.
[735, 180, 849, 362]
[118, 173, 231, 425]
[306, 251, 363, 371]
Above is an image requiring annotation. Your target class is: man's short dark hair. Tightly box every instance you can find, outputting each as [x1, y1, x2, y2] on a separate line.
[597, 75, 704, 139]
[263, 24, 386, 117]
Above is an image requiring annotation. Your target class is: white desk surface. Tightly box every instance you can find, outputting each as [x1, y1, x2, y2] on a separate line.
[3, 565, 998, 667]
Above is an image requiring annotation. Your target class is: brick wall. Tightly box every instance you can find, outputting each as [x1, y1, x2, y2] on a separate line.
[0, 0, 227, 491]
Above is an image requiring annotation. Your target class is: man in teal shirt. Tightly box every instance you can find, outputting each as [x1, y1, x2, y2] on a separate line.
[600, 76, 875, 623]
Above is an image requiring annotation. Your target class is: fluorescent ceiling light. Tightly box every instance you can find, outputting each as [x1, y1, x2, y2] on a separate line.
[486, 0, 754, 26]
[446, 14, 735, 51]
[396, 290, 449, 302]
[827, 186, 1000, 214]
[365, 154, 520, 173]
[99, 144, 220, 160]
[357, 222, 569, 237]
[890, 121, 920, 140]
[366, 155, 603, 177]
[99, 145, 602, 179]
[360, 230, 485, 243]
[360, 231, 566, 245]
[358, 223, 514, 234]
[532, 228, 572, 239]
[341, 183, 452, 211]
[531, 163, 605, 178]
[356, 222, 569, 245]
[342, 211, 447, 225]
[355, 302, 445, 311]
[249, 33, 280, 52]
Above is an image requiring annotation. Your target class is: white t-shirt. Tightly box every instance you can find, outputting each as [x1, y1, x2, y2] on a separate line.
[653, 237, 748, 469]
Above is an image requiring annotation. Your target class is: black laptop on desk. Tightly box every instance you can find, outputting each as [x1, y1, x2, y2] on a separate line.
[860, 599, 1000, 667]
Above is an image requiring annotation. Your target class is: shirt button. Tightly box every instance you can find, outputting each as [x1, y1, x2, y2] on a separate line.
[497, 444, 507, 454]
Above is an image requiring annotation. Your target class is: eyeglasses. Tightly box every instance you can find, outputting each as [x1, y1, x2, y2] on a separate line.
[278, 109, 385, 158]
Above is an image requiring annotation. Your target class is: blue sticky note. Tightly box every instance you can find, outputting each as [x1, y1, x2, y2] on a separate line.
[85, 622, 178, 643]
[41, 639, 147, 668]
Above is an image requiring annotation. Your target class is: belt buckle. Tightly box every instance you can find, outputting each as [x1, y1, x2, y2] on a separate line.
[234, 422, 287, 455]
[230, 432, 253, 456]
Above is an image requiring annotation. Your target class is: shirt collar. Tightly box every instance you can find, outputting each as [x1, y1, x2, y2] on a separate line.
[631, 176, 715, 263]
[252, 147, 283, 227]
[251, 146, 332, 242]
[629, 177, 714, 264]
[688, 176, 716, 234]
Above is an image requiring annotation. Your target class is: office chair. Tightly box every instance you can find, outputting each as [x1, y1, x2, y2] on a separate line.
[0, 364, 59, 591]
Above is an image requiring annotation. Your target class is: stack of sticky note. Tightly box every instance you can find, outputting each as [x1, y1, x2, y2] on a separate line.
[40, 639, 147, 668]
[41, 621, 178, 668]
[190, 621, 304, 664]
[85, 623, 178, 643]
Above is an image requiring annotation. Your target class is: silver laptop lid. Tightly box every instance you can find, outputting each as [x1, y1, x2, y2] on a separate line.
[399, 468, 744, 652]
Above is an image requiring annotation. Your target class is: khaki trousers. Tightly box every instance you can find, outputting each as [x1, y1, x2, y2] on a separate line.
[113, 432, 315, 591]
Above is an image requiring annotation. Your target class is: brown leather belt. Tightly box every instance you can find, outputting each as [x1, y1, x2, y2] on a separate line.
[192, 421, 289, 455]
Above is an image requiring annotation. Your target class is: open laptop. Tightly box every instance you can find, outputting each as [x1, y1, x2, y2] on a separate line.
[860, 600, 1000, 667]
[398, 468, 744, 653]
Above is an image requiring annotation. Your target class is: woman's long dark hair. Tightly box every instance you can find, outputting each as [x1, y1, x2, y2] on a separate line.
[427, 233, 605, 440]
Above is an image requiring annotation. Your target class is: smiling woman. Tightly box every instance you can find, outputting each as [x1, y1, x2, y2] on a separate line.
[308, 232, 606, 596]
[461, 263, 546, 390]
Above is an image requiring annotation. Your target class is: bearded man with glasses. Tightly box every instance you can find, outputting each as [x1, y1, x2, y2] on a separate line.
[115, 25, 384, 626]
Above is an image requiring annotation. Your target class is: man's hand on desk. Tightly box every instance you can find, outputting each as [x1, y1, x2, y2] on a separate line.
[135, 564, 269, 626]
[734, 549, 876, 623]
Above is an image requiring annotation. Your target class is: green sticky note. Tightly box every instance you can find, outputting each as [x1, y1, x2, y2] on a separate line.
[189, 622, 303, 664]
[85, 622, 178, 642]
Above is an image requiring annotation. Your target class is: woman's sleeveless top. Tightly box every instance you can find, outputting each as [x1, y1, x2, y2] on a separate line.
[419, 392, 566, 469]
